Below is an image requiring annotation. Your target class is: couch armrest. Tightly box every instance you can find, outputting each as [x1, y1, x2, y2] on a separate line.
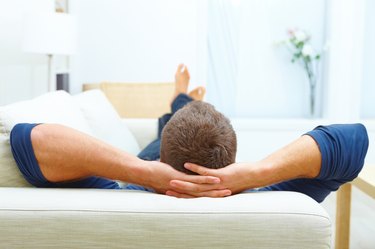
[123, 118, 158, 150]
[0, 188, 331, 249]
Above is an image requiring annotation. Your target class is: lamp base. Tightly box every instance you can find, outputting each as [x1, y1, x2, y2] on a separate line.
[56, 73, 70, 92]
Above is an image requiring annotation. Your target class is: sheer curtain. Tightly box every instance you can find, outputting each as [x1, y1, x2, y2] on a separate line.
[204, 0, 327, 118]
[206, 0, 241, 117]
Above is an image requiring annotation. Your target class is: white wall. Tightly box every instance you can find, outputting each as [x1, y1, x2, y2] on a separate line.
[70, 0, 328, 118]
[232, 119, 375, 164]
[234, 0, 327, 118]
[0, 0, 55, 105]
[323, 0, 366, 121]
[69, 0, 203, 94]
[361, 0, 375, 118]
[2, 0, 374, 120]
[1, 0, 374, 163]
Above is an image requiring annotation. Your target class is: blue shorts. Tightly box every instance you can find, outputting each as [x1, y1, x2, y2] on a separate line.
[10, 123, 121, 189]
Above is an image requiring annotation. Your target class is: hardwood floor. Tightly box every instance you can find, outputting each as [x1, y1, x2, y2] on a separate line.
[321, 187, 375, 249]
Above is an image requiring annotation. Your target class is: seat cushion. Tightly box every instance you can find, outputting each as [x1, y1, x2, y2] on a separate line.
[0, 188, 332, 249]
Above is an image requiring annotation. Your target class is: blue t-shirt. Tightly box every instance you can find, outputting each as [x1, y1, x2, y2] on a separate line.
[10, 123, 369, 203]
[126, 123, 369, 203]
[254, 123, 368, 202]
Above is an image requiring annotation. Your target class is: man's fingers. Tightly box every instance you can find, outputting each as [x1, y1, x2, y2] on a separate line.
[194, 189, 232, 198]
[165, 191, 195, 198]
[170, 180, 227, 193]
[182, 175, 220, 184]
[167, 189, 231, 198]
[184, 163, 216, 176]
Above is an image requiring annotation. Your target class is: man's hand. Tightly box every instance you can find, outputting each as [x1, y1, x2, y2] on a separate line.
[143, 161, 232, 198]
[165, 162, 257, 198]
[165, 135, 323, 198]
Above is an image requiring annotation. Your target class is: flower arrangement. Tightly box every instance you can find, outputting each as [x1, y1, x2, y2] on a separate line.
[282, 28, 322, 116]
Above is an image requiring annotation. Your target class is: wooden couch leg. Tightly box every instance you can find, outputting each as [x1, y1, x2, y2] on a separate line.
[335, 183, 351, 249]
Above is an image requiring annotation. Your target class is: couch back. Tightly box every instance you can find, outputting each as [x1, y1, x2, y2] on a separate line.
[83, 82, 175, 118]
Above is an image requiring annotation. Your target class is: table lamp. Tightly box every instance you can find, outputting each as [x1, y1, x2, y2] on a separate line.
[23, 12, 76, 91]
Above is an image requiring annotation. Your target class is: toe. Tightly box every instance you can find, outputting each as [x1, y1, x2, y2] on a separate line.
[177, 64, 184, 73]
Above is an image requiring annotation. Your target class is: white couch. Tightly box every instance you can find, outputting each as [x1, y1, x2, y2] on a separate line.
[0, 90, 331, 249]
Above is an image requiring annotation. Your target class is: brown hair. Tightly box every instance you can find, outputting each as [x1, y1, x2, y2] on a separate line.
[160, 101, 237, 174]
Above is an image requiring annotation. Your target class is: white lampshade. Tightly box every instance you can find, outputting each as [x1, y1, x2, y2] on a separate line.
[23, 12, 76, 55]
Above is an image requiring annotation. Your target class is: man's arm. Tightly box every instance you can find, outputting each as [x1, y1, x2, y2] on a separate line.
[30, 124, 227, 195]
[166, 135, 321, 197]
[166, 124, 369, 199]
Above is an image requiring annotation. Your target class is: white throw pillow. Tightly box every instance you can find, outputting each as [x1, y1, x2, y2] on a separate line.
[73, 90, 140, 155]
[0, 91, 93, 187]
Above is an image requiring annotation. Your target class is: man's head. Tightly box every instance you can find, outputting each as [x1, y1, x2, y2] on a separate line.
[160, 101, 237, 174]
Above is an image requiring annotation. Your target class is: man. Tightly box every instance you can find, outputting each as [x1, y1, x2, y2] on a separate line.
[126, 85, 237, 191]
[125, 65, 369, 203]
[10, 65, 369, 202]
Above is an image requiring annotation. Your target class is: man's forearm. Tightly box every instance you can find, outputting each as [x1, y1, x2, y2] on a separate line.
[168, 124, 369, 199]
[172, 134, 322, 196]
[250, 135, 321, 189]
[32, 124, 149, 184]
[30, 124, 220, 194]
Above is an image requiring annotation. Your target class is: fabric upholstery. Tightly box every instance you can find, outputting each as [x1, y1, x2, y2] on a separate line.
[0, 188, 331, 249]
[74, 90, 140, 155]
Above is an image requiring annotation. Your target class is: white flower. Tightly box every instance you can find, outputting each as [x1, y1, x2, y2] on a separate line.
[302, 44, 314, 57]
[294, 30, 307, 42]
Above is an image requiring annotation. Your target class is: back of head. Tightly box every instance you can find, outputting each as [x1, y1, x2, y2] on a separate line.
[160, 101, 237, 174]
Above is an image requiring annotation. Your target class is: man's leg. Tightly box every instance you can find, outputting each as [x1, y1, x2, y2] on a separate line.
[137, 94, 193, 161]
[159, 87, 205, 137]
[138, 64, 205, 161]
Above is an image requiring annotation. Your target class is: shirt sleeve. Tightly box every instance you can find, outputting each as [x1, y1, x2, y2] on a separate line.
[257, 123, 369, 203]
[305, 123, 368, 182]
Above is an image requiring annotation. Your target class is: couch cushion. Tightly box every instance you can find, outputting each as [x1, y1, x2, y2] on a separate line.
[0, 188, 332, 249]
[0, 91, 93, 187]
[73, 90, 140, 155]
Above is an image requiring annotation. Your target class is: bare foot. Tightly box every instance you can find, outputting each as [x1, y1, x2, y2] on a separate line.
[188, 86, 206, 101]
[173, 64, 190, 99]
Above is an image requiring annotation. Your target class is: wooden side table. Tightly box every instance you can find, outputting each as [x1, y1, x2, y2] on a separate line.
[335, 166, 375, 249]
